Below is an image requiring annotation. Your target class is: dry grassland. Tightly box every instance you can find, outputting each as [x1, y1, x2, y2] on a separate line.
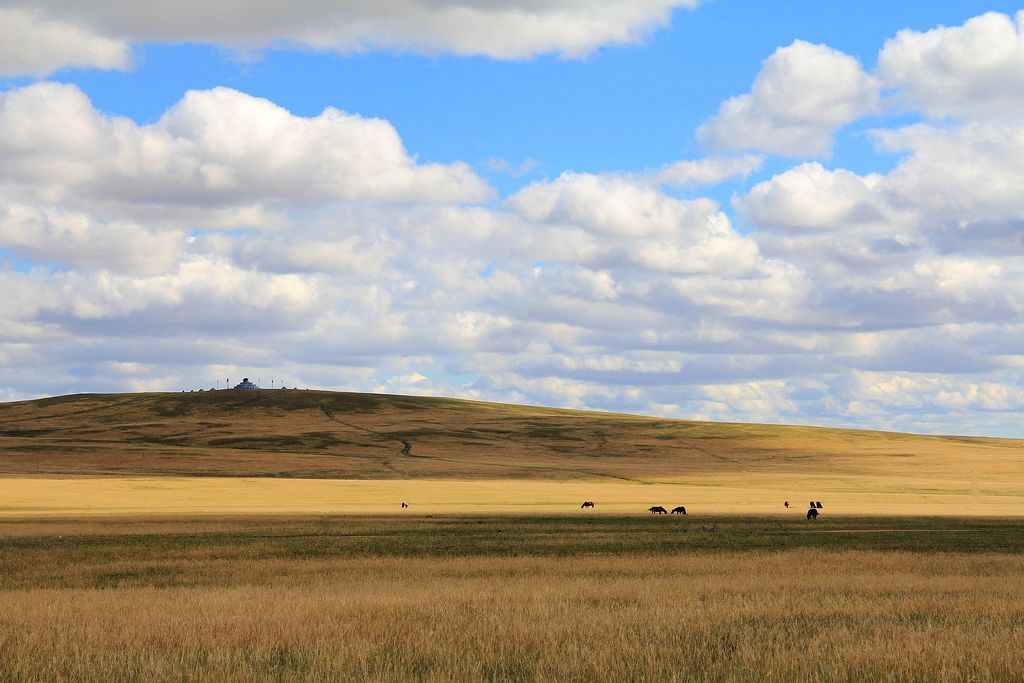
[2, 390, 1023, 517]
[1, 516, 1022, 682]
[2, 393, 1023, 679]
[1, 390, 1021, 486]
[3, 475, 1024, 517]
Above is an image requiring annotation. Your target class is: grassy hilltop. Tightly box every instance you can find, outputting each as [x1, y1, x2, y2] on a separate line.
[1, 388, 1021, 481]
[2, 389, 1023, 516]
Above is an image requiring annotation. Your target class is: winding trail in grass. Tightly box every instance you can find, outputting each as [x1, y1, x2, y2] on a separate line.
[318, 402, 648, 484]
[319, 403, 416, 456]
[681, 439, 743, 466]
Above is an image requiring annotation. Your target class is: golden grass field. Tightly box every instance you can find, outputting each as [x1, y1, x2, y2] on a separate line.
[2, 391, 1023, 680]
[3, 474, 1024, 517]
[1, 390, 1023, 517]
[4, 552, 1023, 682]
[1, 516, 1023, 682]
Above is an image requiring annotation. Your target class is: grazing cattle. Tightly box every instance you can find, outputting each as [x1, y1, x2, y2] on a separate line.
[581, 501, 595, 509]
[809, 501, 815, 508]
[815, 501, 823, 509]
[648, 506, 668, 514]
[784, 501, 789, 508]
[401, 502, 408, 509]
[807, 508, 819, 520]
[671, 506, 686, 515]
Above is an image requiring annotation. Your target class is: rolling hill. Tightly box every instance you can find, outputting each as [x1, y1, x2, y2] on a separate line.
[0, 389, 1021, 485]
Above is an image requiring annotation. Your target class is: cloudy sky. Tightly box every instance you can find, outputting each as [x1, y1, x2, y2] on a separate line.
[1, 1, 1023, 436]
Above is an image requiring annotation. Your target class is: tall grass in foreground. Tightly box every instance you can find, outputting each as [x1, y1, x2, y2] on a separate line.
[1, 550, 1022, 681]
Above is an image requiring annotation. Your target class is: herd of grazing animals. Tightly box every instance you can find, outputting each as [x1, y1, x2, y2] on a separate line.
[590, 502, 821, 518]
[401, 500, 823, 519]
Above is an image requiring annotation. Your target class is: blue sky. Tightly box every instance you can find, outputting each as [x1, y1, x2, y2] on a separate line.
[27, 1, 1018, 186]
[7, 0, 1005, 226]
[1, 1, 1024, 436]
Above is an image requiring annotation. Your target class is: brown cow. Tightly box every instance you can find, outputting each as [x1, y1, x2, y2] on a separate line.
[807, 508, 819, 520]
[581, 501, 595, 509]
[671, 506, 686, 515]
[649, 506, 668, 514]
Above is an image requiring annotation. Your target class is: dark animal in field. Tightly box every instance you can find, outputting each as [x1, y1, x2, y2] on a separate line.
[784, 501, 789, 508]
[649, 506, 668, 514]
[807, 508, 819, 520]
[809, 501, 815, 508]
[815, 501, 823, 508]
[671, 506, 686, 514]
[581, 501, 595, 509]
[401, 502, 408, 509]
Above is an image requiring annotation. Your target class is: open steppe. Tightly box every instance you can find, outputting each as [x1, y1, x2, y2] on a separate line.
[1, 516, 1023, 681]
[2, 390, 1023, 680]
[1, 389, 1023, 516]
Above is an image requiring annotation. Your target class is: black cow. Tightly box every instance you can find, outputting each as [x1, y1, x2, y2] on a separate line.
[784, 501, 789, 508]
[401, 502, 408, 509]
[649, 506, 668, 514]
[671, 506, 686, 515]
[807, 508, 819, 520]
[815, 501, 823, 509]
[581, 501, 595, 509]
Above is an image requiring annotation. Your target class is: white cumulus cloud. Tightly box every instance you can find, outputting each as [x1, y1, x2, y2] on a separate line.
[698, 40, 879, 157]
[0, 82, 493, 221]
[735, 162, 888, 232]
[878, 10, 1024, 119]
[508, 172, 720, 237]
[0, 0, 698, 75]
[0, 199, 183, 275]
[652, 155, 764, 187]
[0, 7, 130, 76]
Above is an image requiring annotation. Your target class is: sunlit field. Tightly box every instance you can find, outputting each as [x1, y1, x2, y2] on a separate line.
[3, 475, 1024, 517]
[3, 392, 1024, 680]
[6, 0, 1024, 679]
[1, 516, 1023, 681]
[2, 391, 1023, 486]
[2, 390, 1024, 518]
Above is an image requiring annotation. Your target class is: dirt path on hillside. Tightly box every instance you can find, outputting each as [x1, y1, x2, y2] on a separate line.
[317, 403, 648, 483]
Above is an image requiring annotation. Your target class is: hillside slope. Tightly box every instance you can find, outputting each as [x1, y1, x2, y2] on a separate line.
[1, 390, 1022, 487]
